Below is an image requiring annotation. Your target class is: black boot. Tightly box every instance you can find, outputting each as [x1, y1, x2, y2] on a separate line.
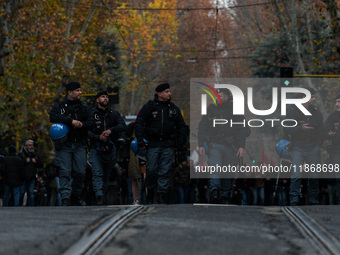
[147, 189, 154, 204]
[157, 193, 166, 204]
[210, 189, 220, 204]
[220, 196, 229, 204]
[95, 196, 104, 206]
[70, 194, 86, 206]
[62, 198, 69, 206]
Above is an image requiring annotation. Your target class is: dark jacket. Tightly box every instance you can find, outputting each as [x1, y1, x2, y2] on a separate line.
[49, 97, 94, 145]
[325, 111, 340, 152]
[198, 101, 250, 148]
[135, 95, 187, 147]
[284, 104, 324, 148]
[88, 106, 126, 149]
[174, 164, 192, 187]
[18, 148, 43, 181]
[126, 121, 136, 143]
[125, 121, 137, 157]
[1, 153, 25, 187]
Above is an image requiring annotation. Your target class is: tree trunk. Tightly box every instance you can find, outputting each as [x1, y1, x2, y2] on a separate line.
[53, 0, 100, 102]
[0, 0, 19, 76]
[274, 0, 327, 117]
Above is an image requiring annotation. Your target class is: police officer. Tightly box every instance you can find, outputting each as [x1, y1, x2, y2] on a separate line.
[284, 87, 324, 206]
[135, 83, 186, 204]
[325, 94, 340, 203]
[49, 81, 94, 206]
[198, 88, 250, 204]
[88, 91, 126, 205]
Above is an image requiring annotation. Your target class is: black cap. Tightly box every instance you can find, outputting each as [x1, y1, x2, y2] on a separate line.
[96, 90, 108, 98]
[9, 145, 16, 154]
[65, 82, 81, 91]
[155, 83, 170, 92]
[335, 94, 340, 100]
[300, 87, 316, 98]
[307, 87, 316, 95]
[216, 88, 231, 96]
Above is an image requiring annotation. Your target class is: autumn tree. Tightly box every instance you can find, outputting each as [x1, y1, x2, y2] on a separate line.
[110, 0, 180, 115]
[0, 0, 21, 76]
[0, 0, 184, 160]
[0, 0, 124, 156]
[213, 0, 340, 162]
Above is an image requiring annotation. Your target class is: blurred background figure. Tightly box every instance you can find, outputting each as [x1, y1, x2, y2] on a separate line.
[19, 140, 43, 206]
[1, 145, 24, 206]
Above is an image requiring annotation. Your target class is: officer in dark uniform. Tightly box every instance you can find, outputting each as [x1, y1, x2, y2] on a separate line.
[325, 94, 340, 203]
[198, 88, 250, 204]
[49, 81, 94, 206]
[88, 91, 126, 205]
[284, 87, 324, 205]
[135, 83, 186, 204]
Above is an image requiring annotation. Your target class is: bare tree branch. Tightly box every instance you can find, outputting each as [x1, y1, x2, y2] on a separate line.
[0, 0, 19, 76]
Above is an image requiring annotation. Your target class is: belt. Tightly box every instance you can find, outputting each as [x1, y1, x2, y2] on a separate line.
[68, 137, 84, 143]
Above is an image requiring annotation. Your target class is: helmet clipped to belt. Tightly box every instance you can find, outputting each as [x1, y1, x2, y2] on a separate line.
[275, 139, 291, 159]
[49, 123, 69, 150]
[131, 138, 148, 161]
[97, 141, 116, 163]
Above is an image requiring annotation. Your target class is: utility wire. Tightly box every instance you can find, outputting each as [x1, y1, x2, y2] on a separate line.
[200, 56, 252, 60]
[213, 2, 219, 82]
[11, 32, 335, 60]
[8, 0, 335, 62]
[57, 0, 293, 12]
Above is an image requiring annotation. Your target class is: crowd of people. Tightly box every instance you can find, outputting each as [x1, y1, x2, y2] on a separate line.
[0, 82, 189, 206]
[0, 83, 339, 207]
[197, 87, 340, 206]
[0, 141, 44, 206]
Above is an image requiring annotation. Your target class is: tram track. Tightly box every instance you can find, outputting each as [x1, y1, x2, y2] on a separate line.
[2, 204, 339, 255]
[63, 205, 145, 255]
[282, 206, 340, 255]
[58, 204, 340, 255]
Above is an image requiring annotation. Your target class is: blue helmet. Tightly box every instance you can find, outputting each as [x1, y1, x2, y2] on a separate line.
[49, 123, 69, 140]
[98, 141, 116, 163]
[275, 139, 291, 159]
[131, 138, 148, 159]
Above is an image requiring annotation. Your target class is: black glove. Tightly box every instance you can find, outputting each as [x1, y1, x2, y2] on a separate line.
[138, 140, 145, 149]
[177, 138, 186, 149]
